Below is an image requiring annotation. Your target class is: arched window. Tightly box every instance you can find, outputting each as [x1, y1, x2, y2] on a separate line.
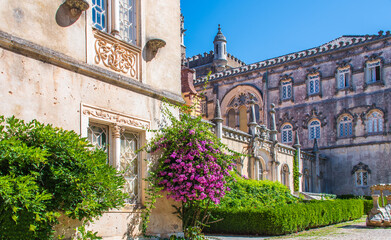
[309, 119, 321, 140]
[281, 165, 290, 188]
[257, 161, 263, 180]
[281, 124, 293, 143]
[227, 109, 236, 128]
[239, 106, 248, 132]
[338, 115, 353, 137]
[367, 111, 383, 134]
[303, 169, 310, 192]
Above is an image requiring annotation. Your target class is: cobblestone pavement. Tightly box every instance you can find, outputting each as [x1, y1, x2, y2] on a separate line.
[206, 218, 391, 240]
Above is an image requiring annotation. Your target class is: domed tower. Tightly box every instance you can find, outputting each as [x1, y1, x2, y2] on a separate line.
[213, 24, 228, 72]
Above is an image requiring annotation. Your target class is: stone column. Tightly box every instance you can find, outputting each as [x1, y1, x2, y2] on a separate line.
[111, 0, 120, 36]
[313, 138, 320, 193]
[112, 124, 122, 171]
[269, 103, 277, 142]
[294, 131, 302, 192]
[212, 99, 223, 139]
[248, 100, 258, 137]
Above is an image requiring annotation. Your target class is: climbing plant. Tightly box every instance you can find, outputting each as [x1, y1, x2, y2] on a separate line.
[140, 103, 240, 239]
[293, 150, 300, 192]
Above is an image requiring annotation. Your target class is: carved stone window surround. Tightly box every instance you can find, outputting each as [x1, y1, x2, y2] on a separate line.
[335, 61, 354, 94]
[278, 74, 294, 104]
[363, 53, 385, 90]
[305, 68, 322, 99]
[360, 104, 387, 137]
[334, 109, 357, 140]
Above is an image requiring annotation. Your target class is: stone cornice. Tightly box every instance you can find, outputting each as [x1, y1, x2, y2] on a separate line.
[0, 30, 184, 105]
[194, 32, 391, 84]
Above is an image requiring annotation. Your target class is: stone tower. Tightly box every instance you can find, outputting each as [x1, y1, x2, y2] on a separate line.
[213, 24, 228, 71]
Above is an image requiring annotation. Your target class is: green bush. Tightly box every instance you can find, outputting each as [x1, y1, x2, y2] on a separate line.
[206, 199, 364, 236]
[220, 175, 298, 209]
[0, 116, 127, 240]
[363, 200, 373, 215]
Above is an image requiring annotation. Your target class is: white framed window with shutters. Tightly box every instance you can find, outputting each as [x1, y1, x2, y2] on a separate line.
[309, 119, 321, 140]
[281, 81, 292, 100]
[337, 67, 350, 89]
[92, 0, 138, 45]
[281, 124, 293, 144]
[366, 60, 381, 84]
[308, 74, 320, 95]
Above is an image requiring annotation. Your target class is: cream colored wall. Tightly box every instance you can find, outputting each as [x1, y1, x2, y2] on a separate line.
[276, 151, 295, 192]
[0, 0, 86, 61]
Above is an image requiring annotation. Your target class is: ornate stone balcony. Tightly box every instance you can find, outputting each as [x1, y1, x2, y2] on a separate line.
[93, 29, 141, 81]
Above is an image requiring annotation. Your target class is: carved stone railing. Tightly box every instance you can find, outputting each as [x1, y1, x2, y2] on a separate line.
[222, 126, 251, 143]
[367, 184, 391, 227]
[93, 29, 141, 81]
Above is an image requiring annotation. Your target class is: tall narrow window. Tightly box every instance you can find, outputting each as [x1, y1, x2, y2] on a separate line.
[308, 74, 320, 95]
[87, 123, 109, 160]
[367, 111, 383, 134]
[338, 115, 353, 138]
[119, 0, 137, 44]
[92, 0, 107, 31]
[281, 165, 290, 187]
[254, 104, 260, 123]
[281, 124, 293, 143]
[366, 60, 381, 83]
[304, 169, 310, 192]
[337, 68, 350, 89]
[227, 109, 236, 128]
[120, 131, 140, 204]
[309, 120, 321, 140]
[258, 162, 263, 180]
[239, 106, 248, 132]
[355, 170, 368, 187]
[282, 81, 292, 100]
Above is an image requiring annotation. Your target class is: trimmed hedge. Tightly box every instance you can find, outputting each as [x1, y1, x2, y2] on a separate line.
[206, 199, 364, 236]
[363, 199, 373, 215]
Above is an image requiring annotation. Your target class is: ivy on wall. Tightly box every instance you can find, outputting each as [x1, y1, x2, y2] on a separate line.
[293, 150, 300, 192]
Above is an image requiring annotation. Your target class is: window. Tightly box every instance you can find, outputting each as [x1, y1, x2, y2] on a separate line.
[281, 165, 290, 187]
[366, 60, 381, 83]
[87, 122, 140, 204]
[338, 115, 353, 138]
[309, 120, 321, 140]
[366, 111, 383, 134]
[282, 81, 292, 100]
[256, 161, 263, 180]
[308, 74, 320, 95]
[92, 0, 138, 45]
[355, 170, 368, 187]
[239, 106, 248, 132]
[227, 109, 236, 128]
[254, 104, 260, 123]
[337, 68, 350, 89]
[281, 124, 293, 143]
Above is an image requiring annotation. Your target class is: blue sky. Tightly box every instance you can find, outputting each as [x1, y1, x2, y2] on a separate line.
[181, 0, 391, 64]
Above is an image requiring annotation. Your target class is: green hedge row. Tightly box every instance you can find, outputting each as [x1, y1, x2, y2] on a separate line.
[206, 199, 364, 236]
[363, 200, 373, 215]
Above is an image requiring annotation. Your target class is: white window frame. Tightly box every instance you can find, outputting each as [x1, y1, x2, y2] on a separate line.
[337, 67, 350, 89]
[309, 120, 321, 140]
[338, 115, 353, 138]
[366, 111, 383, 134]
[281, 81, 292, 100]
[366, 60, 381, 84]
[355, 170, 368, 187]
[281, 124, 293, 143]
[308, 74, 320, 95]
[92, 0, 138, 45]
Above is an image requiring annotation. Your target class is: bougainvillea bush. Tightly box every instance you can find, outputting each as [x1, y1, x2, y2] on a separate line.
[141, 104, 240, 239]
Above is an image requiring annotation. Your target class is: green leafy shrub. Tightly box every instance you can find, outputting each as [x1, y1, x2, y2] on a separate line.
[219, 174, 298, 209]
[293, 150, 299, 192]
[363, 199, 373, 215]
[0, 116, 127, 240]
[206, 199, 364, 235]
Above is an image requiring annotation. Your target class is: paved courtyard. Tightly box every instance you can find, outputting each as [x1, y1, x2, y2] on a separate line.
[206, 217, 391, 240]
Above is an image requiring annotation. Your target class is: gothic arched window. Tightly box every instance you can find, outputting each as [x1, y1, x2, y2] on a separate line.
[338, 115, 353, 138]
[366, 111, 383, 134]
[239, 106, 248, 132]
[227, 109, 236, 128]
[309, 119, 321, 140]
[281, 124, 293, 144]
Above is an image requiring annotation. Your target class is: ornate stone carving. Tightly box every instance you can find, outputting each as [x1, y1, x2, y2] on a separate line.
[278, 112, 298, 131]
[351, 162, 371, 175]
[302, 108, 327, 129]
[82, 104, 150, 130]
[94, 30, 141, 80]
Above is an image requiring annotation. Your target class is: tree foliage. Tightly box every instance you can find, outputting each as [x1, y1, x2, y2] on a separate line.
[0, 116, 127, 240]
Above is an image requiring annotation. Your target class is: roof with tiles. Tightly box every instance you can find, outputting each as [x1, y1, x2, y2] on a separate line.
[193, 31, 391, 85]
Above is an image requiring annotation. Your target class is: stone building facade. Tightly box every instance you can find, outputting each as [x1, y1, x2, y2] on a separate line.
[185, 27, 391, 196]
[1, 0, 183, 239]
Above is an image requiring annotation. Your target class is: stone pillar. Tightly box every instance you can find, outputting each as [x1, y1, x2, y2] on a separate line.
[293, 131, 302, 192]
[212, 99, 223, 139]
[111, 0, 120, 36]
[112, 124, 122, 171]
[269, 104, 277, 142]
[313, 139, 320, 193]
[248, 100, 258, 137]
